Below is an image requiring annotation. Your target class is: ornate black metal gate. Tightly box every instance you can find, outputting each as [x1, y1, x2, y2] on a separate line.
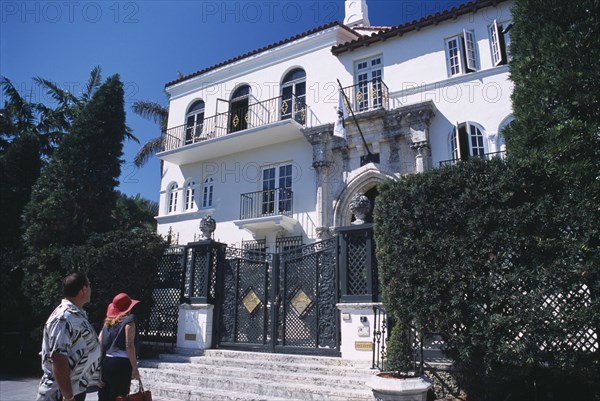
[139, 246, 186, 349]
[216, 238, 340, 355]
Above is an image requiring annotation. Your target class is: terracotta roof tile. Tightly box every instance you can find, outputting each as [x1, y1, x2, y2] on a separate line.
[165, 21, 359, 88]
[332, 0, 511, 55]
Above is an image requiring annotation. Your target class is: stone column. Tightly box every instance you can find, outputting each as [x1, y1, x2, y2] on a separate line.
[404, 106, 435, 173]
[411, 141, 430, 173]
[304, 124, 335, 237]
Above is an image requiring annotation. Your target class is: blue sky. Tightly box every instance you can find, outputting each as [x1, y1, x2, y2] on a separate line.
[1, 0, 461, 202]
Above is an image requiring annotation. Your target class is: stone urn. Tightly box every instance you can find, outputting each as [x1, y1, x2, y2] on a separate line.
[349, 192, 371, 225]
[199, 215, 216, 240]
[366, 373, 432, 401]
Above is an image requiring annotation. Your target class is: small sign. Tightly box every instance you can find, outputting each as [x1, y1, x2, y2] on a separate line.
[355, 341, 373, 351]
[185, 333, 196, 341]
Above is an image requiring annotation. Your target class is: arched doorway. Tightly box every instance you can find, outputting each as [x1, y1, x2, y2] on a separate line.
[229, 85, 250, 133]
[333, 167, 393, 228]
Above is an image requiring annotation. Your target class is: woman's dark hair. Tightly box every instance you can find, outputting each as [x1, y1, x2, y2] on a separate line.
[62, 271, 89, 298]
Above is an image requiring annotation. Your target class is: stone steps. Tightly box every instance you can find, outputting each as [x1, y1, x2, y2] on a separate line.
[139, 349, 376, 401]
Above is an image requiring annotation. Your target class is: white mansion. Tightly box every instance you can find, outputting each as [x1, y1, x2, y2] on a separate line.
[155, 0, 513, 252]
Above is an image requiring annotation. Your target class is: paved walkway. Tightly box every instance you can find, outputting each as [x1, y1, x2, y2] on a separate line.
[0, 375, 99, 401]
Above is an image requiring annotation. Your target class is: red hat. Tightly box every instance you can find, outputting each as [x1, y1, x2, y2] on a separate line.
[106, 293, 140, 318]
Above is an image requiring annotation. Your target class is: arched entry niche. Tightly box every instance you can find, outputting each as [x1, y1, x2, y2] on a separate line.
[333, 169, 393, 228]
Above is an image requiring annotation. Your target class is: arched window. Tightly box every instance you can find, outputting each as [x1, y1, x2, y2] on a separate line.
[449, 122, 486, 161]
[281, 68, 306, 124]
[167, 182, 179, 213]
[229, 85, 250, 133]
[202, 177, 214, 209]
[184, 180, 196, 211]
[185, 100, 205, 144]
[497, 116, 515, 155]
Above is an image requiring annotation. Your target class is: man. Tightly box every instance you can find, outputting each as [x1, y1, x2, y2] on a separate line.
[37, 272, 103, 401]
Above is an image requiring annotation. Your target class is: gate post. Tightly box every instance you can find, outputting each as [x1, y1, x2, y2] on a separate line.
[177, 240, 226, 353]
[337, 224, 379, 303]
[336, 224, 382, 361]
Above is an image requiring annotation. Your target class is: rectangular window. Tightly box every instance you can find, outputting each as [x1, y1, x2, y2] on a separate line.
[445, 30, 478, 76]
[168, 192, 178, 213]
[489, 19, 512, 66]
[202, 178, 214, 208]
[185, 186, 195, 210]
[354, 55, 383, 112]
[261, 164, 293, 216]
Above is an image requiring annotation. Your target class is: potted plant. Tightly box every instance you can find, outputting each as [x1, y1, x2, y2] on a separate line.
[366, 319, 432, 401]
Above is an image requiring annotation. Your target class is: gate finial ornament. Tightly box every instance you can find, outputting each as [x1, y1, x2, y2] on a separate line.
[199, 215, 216, 240]
[349, 192, 371, 225]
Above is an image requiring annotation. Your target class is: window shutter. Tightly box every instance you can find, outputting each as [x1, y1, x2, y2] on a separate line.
[463, 29, 477, 71]
[454, 122, 462, 160]
[490, 20, 504, 66]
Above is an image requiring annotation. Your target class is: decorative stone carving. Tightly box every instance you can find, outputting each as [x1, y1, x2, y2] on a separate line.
[199, 215, 216, 240]
[349, 193, 371, 225]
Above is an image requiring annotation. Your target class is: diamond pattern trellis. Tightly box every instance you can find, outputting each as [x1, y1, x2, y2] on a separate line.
[347, 235, 368, 295]
[143, 247, 185, 342]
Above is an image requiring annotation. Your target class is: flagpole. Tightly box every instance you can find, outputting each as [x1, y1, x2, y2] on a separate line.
[336, 79, 379, 165]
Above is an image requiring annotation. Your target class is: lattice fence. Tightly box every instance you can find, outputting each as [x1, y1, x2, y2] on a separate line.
[141, 246, 186, 344]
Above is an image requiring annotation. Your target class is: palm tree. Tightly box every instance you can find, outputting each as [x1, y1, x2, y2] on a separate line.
[131, 99, 169, 167]
[34, 66, 138, 144]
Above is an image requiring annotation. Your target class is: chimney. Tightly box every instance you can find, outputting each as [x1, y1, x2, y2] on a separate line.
[343, 0, 371, 27]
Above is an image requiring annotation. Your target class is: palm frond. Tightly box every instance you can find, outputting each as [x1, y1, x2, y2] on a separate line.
[125, 125, 140, 144]
[0, 76, 36, 128]
[131, 101, 168, 132]
[82, 66, 103, 102]
[33, 77, 78, 107]
[134, 136, 164, 167]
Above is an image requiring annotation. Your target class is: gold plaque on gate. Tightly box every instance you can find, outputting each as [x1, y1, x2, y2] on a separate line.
[185, 333, 197, 341]
[242, 289, 261, 314]
[291, 289, 312, 316]
[355, 341, 373, 351]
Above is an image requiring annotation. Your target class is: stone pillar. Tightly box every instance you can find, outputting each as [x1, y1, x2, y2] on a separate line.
[176, 303, 214, 353]
[411, 141, 430, 173]
[304, 124, 335, 235]
[404, 107, 435, 173]
[314, 160, 332, 237]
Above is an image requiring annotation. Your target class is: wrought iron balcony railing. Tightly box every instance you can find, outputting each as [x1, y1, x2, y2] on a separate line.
[161, 94, 309, 152]
[439, 150, 507, 167]
[340, 79, 389, 113]
[240, 188, 293, 220]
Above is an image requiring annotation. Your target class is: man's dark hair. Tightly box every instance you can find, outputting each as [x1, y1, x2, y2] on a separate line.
[62, 271, 89, 298]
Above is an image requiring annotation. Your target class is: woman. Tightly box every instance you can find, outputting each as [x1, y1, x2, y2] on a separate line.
[98, 293, 141, 401]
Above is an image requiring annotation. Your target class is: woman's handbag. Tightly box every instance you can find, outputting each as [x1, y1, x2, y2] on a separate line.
[116, 379, 152, 401]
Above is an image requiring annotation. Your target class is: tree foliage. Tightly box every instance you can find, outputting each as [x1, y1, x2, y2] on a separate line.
[376, 2, 599, 398]
[23, 75, 127, 249]
[505, 0, 600, 190]
[375, 158, 599, 400]
[1, 70, 164, 375]
[131, 99, 168, 167]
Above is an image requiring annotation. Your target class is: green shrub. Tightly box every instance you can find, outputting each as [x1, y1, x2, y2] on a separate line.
[374, 157, 599, 400]
[385, 318, 414, 373]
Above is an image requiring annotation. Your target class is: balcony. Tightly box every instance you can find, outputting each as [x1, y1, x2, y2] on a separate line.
[234, 188, 297, 235]
[158, 94, 310, 164]
[439, 150, 507, 166]
[340, 80, 390, 113]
